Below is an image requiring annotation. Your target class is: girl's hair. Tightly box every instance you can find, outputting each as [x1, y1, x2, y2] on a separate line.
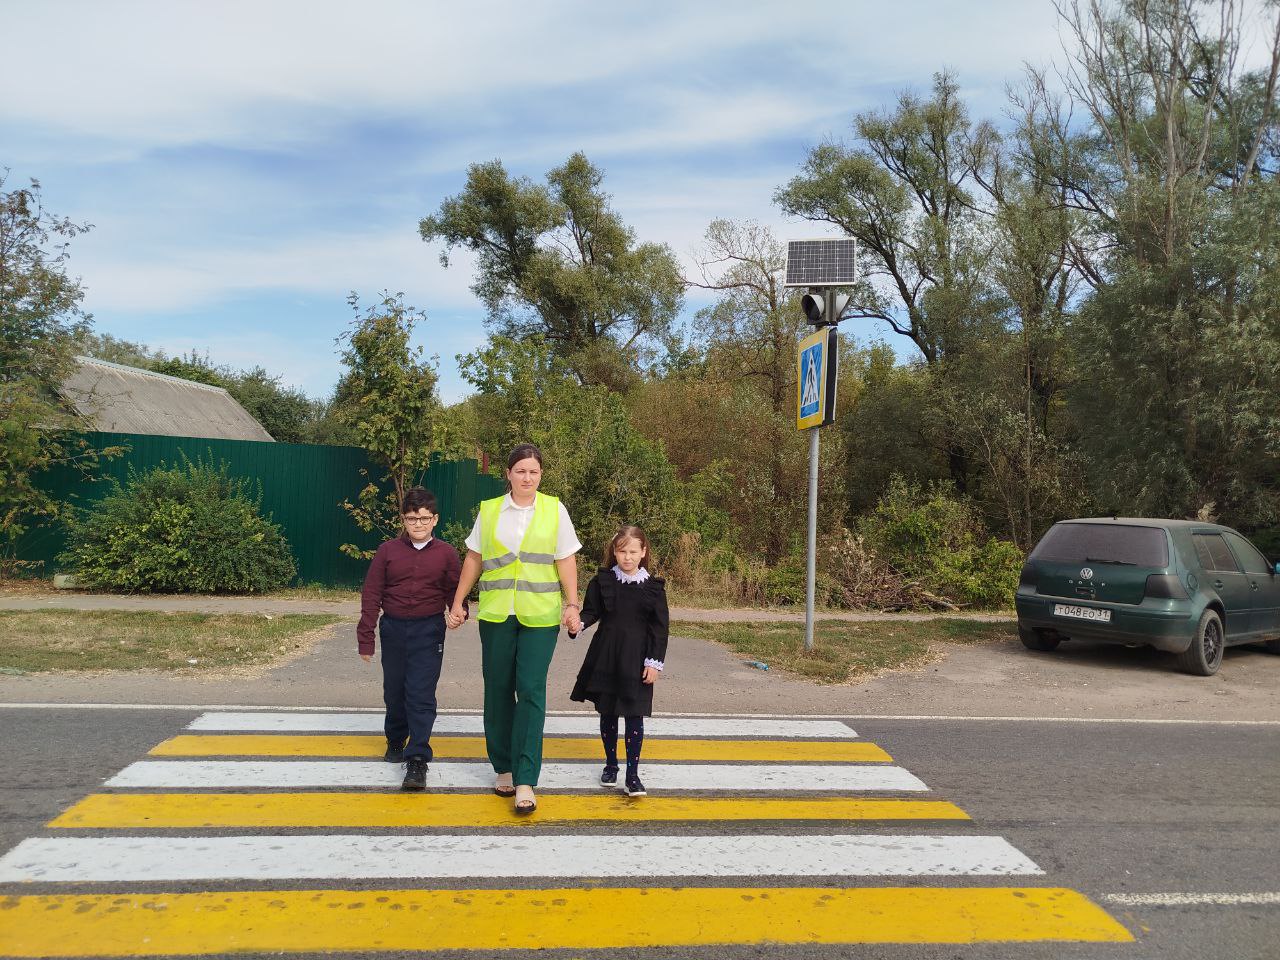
[604, 525, 653, 572]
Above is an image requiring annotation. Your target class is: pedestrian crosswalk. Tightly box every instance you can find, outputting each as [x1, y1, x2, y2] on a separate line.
[0, 710, 1134, 956]
[102, 758, 931, 790]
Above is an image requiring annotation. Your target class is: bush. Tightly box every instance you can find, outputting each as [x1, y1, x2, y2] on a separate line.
[858, 477, 1023, 608]
[820, 528, 925, 610]
[60, 458, 296, 593]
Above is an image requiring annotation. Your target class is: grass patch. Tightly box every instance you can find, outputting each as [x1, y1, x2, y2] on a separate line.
[0, 610, 344, 673]
[672, 618, 1017, 684]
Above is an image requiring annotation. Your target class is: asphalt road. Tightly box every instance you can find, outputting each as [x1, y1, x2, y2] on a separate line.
[1, 705, 1276, 960]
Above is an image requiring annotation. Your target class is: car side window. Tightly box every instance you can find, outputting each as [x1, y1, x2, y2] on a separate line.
[1193, 533, 1241, 573]
[1224, 532, 1270, 575]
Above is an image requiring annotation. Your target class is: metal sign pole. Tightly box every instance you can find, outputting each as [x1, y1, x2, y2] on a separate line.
[788, 242, 856, 656]
[804, 420, 819, 653]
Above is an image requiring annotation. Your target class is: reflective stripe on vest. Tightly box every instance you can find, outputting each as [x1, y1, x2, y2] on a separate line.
[476, 492, 562, 626]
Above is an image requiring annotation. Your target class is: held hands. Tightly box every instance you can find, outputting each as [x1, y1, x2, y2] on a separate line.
[562, 605, 582, 636]
[642, 666, 659, 684]
[445, 603, 467, 630]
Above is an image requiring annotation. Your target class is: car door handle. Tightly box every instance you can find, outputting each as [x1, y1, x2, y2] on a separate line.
[1251, 581, 1259, 590]
[1213, 580, 1225, 589]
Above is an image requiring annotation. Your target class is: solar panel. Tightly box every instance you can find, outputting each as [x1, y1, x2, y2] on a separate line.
[784, 238, 858, 287]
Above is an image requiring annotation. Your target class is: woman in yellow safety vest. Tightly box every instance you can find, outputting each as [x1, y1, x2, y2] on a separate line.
[446, 443, 581, 814]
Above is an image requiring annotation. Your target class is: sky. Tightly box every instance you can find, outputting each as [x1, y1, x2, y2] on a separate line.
[5, 0, 1083, 403]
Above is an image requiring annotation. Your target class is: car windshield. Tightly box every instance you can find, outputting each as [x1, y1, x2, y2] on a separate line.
[1031, 523, 1169, 567]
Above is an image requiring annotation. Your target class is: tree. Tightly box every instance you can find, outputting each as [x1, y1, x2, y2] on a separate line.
[420, 152, 684, 389]
[671, 219, 845, 562]
[225, 367, 320, 445]
[149, 351, 323, 444]
[457, 335, 729, 564]
[1051, 0, 1280, 525]
[775, 73, 1007, 494]
[775, 73, 1003, 368]
[838, 343, 949, 517]
[333, 292, 442, 558]
[0, 174, 115, 575]
[71, 330, 158, 367]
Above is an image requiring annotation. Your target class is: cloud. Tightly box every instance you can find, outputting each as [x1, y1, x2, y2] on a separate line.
[6, 1, 1066, 155]
[8, 0, 1152, 402]
[76, 228, 478, 314]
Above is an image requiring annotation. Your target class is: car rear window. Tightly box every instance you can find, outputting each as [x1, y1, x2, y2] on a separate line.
[1031, 523, 1169, 567]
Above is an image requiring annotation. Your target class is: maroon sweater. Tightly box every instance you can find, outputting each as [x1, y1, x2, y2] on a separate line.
[357, 535, 461, 655]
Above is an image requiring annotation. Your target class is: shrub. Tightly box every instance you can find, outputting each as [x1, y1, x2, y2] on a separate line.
[820, 528, 926, 610]
[858, 477, 1023, 608]
[60, 458, 296, 593]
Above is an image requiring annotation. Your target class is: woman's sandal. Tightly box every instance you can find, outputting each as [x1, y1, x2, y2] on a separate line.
[513, 784, 537, 815]
[493, 773, 516, 798]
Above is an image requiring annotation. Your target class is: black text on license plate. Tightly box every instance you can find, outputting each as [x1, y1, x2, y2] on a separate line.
[1053, 603, 1111, 623]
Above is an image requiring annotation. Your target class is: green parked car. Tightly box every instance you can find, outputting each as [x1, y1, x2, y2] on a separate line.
[1015, 518, 1280, 676]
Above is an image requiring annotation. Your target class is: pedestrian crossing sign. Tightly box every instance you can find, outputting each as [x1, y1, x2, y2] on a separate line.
[797, 326, 838, 430]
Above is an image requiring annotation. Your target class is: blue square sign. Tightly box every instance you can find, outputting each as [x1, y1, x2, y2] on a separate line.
[796, 326, 837, 430]
[799, 343, 822, 419]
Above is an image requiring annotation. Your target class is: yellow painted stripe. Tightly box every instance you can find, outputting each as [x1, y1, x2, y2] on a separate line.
[150, 734, 892, 763]
[0, 887, 1134, 955]
[50, 792, 968, 828]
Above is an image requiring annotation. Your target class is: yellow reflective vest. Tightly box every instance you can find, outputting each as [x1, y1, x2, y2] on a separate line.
[476, 492, 562, 626]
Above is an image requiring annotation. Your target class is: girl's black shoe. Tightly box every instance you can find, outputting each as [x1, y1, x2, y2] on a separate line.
[624, 774, 646, 797]
[401, 756, 428, 791]
[599, 767, 618, 787]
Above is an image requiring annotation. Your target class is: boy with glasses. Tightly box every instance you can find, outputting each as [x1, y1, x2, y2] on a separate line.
[358, 487, 461, 791]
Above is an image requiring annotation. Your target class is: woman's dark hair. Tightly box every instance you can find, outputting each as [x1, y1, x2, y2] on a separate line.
[504, 443, 544, 493]
[507, 443, 543, 471]
[604, 525, 653, 572]
[401, 487, 438, 515]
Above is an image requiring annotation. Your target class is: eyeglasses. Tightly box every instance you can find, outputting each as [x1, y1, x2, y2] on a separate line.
[403, 516, 436, 525]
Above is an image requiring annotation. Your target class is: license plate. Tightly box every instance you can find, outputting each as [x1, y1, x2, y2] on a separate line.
[1053, 603, 1112, 623]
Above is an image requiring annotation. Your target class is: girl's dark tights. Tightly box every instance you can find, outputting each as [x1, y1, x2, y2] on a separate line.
[600, 714, 643, 774]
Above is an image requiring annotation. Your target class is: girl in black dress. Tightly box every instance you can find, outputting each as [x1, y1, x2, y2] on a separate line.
[568, 526, 669, 796]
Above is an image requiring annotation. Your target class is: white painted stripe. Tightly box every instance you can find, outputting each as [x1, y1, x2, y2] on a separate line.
[1103, 892, 1280, 907]
[185, 712, 858, 738]
[4, 703, 1280, 726]
[105, 760, 928, 791]
[0, 834, 1039, 882]
[3, 703, 1278, 725]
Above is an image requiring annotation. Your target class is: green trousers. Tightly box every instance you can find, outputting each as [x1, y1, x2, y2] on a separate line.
[478, 615, 559, 786]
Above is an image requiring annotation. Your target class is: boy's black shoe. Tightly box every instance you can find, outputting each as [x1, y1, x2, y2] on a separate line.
[599, 766, 618, 787]
[401, 756, 428, 792]
[384, 740, 406, 763]
[624, 774, 646, 797]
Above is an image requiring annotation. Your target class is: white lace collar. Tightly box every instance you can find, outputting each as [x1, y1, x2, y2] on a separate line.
[612, 564, 650, 584]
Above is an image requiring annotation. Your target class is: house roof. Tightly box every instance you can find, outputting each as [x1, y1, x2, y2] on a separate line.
[59, 356, 274, 442]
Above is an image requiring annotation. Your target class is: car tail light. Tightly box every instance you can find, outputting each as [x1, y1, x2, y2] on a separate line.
[1019, 563, 1037, 589]
[1144, 574, 1188, 599]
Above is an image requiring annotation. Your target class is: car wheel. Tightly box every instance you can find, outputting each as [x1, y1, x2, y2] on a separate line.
[1176, 610, 1224, 676]
[1264, 638, 1280, 655]
[1019, 626, 1060, 652]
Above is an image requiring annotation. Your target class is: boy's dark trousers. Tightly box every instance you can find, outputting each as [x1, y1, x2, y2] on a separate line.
[379, 613, 446, 761]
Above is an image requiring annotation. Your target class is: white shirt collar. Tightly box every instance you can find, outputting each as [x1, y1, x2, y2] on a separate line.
[612, 565, 650, 584]
[502, 493, 537, 511]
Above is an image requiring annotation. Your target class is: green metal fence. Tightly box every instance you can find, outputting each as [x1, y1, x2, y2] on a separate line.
[20, 432, 504, 587]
